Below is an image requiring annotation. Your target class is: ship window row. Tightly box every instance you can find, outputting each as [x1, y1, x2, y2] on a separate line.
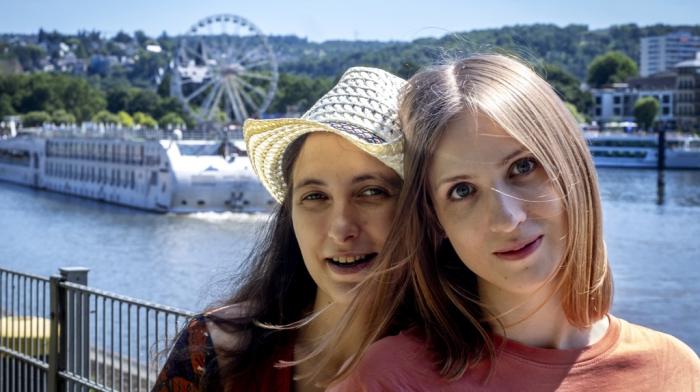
[45, 162, 137, 189]
[45, 141, 161, 166]
[0, 149, 31, 167]
[591, 150, 648, 158]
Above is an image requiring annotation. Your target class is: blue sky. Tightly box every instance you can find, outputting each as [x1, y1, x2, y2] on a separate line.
[4, 0, 699, 42]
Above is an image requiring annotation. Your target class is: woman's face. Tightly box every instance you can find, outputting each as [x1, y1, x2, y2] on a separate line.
[428, 111, 567, 300]
[291, 132, 401, 304]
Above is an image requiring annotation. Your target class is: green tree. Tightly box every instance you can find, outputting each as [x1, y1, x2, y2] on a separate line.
[92, 110, 120, 124]
[587, 51, 638, 87]
[633, 97, 660, 131]
[52, 109, 76, 124]
[118, 111, 134, 127]
[0, 95, 15, 117]
[128, 89, 160, 115]
[58, 76, 106, 122]
[159, 112, 185, 128]
[133, 112, 158, 128]
[268, 73, 334, 114]
[564, 102, 586, 124]
[106, 86, 134, 113]
[22, 111, 51, 127]
[542, 63, 592, 115]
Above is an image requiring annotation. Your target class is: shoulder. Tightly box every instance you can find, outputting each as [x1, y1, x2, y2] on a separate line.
[153, 314, 219, 391]
[330, 330, 446, 392]
[617, 317, 698, 360]
[615, 317, 699, 382]
[202, 303, 256, 366]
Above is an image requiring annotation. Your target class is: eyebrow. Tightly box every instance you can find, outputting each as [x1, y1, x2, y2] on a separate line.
[293, 172, 400, 192]
[501, 148, 527, 165]
[434, 147, 528, 187]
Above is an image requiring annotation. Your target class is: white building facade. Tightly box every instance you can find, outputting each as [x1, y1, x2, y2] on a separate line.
[641, 32, 700, 77]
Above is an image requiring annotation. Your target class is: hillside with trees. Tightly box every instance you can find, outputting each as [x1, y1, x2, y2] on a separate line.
[1, 23, 699, 127]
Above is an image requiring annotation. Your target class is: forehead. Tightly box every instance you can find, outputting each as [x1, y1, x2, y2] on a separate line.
[432, 111, 524, 169]
[292, 132, 394, 181]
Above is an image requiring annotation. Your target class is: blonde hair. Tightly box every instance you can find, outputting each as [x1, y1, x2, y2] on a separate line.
[310, 53, 612, 384]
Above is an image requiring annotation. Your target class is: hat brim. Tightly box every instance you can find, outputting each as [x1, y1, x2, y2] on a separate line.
[244, 118, 403, 203]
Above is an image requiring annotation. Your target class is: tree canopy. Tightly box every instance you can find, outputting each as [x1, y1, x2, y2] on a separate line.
[633, 96, 660, 130]
[587, 51, 638, 87]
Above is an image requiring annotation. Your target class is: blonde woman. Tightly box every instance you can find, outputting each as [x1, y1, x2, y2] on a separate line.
[321, 54, 699, 391]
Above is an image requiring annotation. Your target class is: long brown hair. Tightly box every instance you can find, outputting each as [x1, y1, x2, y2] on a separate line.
[314, 53, 613, 384]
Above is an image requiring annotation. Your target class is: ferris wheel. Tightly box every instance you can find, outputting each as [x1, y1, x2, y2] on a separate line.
[172, 14, 278, 125]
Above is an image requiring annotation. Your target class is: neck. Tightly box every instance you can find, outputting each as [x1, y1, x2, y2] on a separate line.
[293, 292, 360, 392]
[480, 280, 609, 350]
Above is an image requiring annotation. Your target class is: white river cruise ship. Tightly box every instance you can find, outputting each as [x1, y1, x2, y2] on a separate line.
[0, 126, 275, 213]
[585, 132, 700, 169]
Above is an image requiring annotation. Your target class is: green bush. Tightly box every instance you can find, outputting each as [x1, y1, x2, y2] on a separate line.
[23, 111, 51, 127]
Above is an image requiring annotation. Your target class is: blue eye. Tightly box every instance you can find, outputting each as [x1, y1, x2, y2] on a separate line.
[448, 182, 475, 200]
[510, 157, 538, 176]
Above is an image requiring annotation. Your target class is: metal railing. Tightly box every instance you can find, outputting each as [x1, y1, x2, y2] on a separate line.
[1, 267, 195, 392]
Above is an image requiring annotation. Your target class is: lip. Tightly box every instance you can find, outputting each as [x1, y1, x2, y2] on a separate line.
[325, 252, 378, 275]
[493, 235, 543, 261]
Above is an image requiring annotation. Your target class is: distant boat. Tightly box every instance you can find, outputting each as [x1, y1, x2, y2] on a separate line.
[0, 126, 275, 213]
[585, 131, 700, 169]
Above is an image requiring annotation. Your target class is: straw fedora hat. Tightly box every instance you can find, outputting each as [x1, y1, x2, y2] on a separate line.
[243, 67, 406, 203]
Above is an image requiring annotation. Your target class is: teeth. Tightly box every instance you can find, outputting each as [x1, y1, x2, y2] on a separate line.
[331, 255, 367, 264]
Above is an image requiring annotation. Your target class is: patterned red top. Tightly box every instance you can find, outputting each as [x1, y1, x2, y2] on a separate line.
[152, 314, 294, 391]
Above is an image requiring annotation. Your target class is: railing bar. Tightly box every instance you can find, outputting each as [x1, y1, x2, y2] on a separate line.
[136, 305, 141, 392]
[110, 299, 115, 391]
[60, 281, 193, 316]
[29, 277, 33, 359]
[94, 294, 98, 386]
[20, 277, 24, 392]
[155, 309, 160, 389]
[42, 280, 48, 386]
[128, 304, 132, 392]
[0, 346, 50, 368]
[82, 290, 88, 392]
[146, 308, 150, 389]
[1, 272, 4, 351]
[0, 268, 49, 282]
[102, 296, 106, 387]
[119, 301, 123, 392]
[28, 277, 34, 392]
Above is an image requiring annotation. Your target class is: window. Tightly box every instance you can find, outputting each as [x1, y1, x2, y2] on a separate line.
[613, 96, 621, 104]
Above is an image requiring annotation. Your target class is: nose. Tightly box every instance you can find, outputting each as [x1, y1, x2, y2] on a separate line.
[488, 187, 526, 233]
[328, 202, 361, 243]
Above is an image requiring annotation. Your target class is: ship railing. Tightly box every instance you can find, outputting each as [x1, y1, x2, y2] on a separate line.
[0, 266, 194, 392]
[32, 124, 244, 141]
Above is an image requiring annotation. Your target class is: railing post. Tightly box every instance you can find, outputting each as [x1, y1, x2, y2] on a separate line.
[48, 274, 66, 392]
[60, 267, 89, 390]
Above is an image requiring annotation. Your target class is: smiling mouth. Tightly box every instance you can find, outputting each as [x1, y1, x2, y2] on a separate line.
[326, 253, 378, 268]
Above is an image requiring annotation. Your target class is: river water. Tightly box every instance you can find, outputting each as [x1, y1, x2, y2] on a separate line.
[1, 168, 698, 353]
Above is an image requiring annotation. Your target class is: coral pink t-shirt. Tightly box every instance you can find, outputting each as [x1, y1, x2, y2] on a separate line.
[331, 316, 699, 391]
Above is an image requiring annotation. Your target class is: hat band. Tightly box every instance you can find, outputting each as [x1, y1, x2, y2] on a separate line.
[320, 121, 387, 144]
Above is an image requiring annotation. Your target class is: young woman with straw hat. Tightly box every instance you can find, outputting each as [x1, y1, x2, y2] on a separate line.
[315, 54, 699, 391]
[153, 67, 407, 391]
